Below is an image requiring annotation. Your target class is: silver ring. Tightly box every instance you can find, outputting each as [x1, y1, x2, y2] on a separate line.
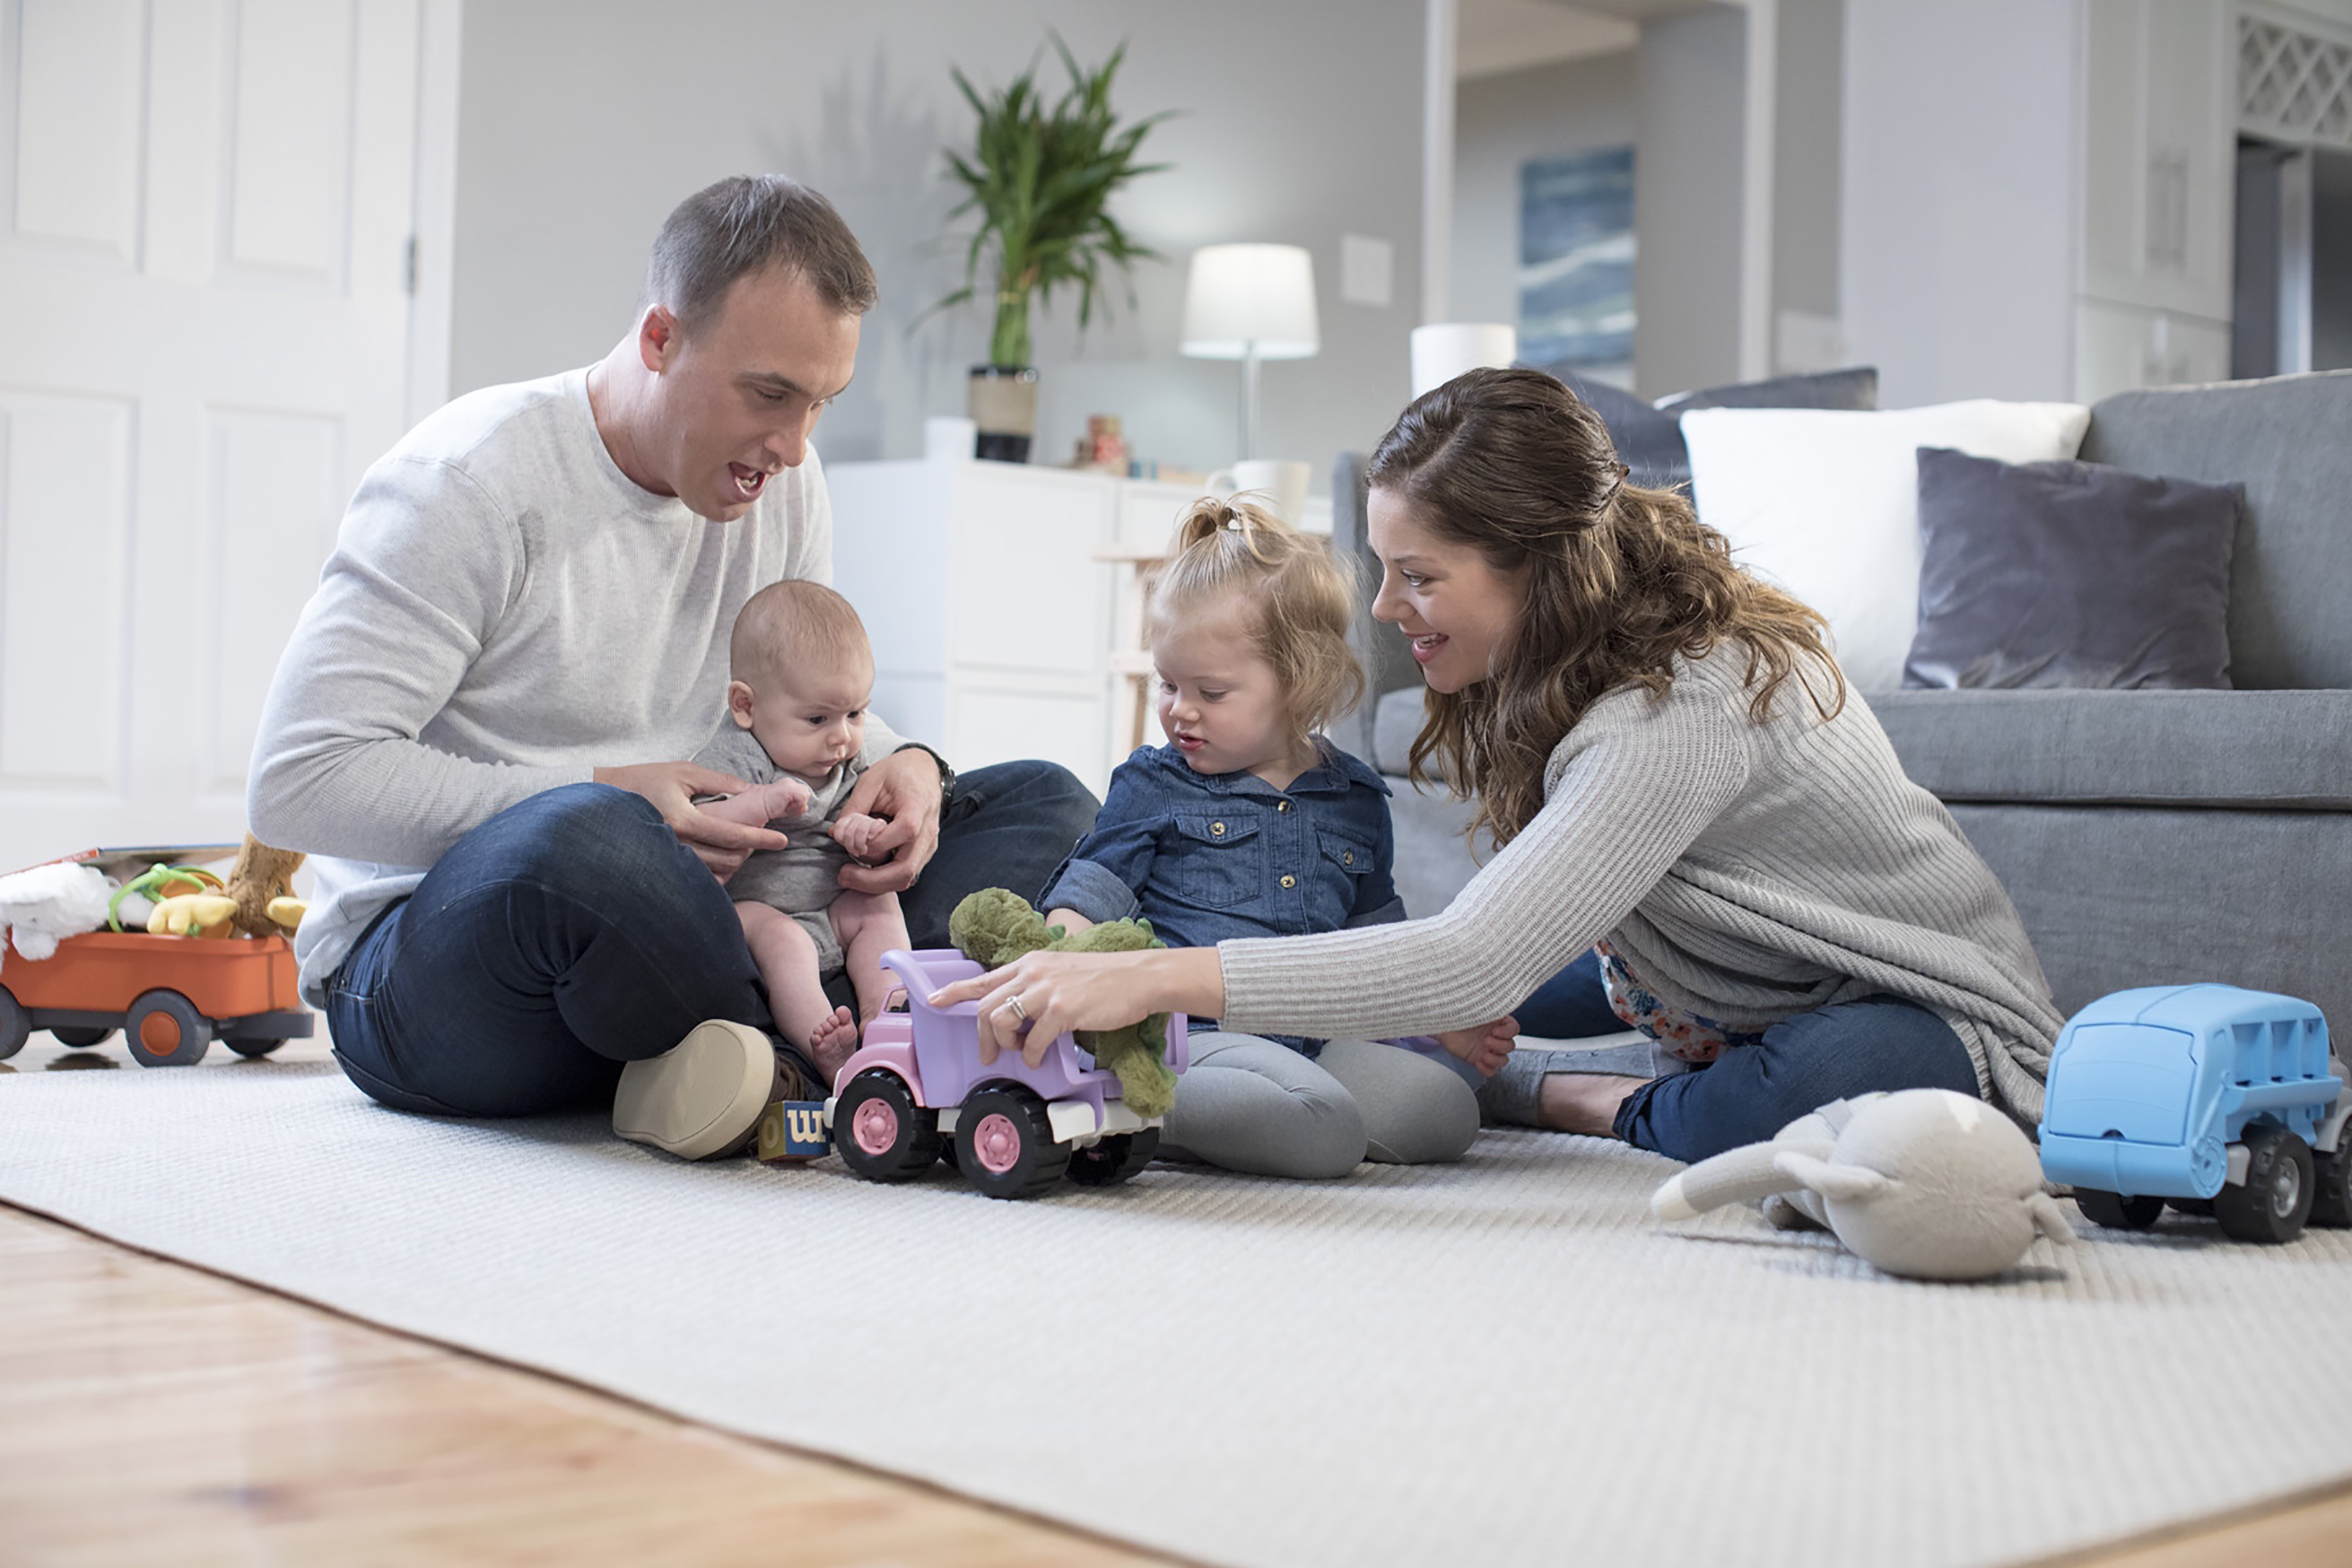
[1006, 995, 1030, 1024]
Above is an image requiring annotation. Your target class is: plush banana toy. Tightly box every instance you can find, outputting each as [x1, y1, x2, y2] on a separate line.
[147, 892, 239, 938]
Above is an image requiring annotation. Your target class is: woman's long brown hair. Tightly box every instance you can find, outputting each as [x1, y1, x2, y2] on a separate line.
[1365, 366, 1845, 849]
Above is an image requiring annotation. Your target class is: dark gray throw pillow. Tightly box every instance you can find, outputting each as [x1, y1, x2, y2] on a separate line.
[1551, 371, 1689, 487]
[1526, 365, 1880, 493]
[1903, 446, 2241, 690]
[1668, 365, 1880, 415]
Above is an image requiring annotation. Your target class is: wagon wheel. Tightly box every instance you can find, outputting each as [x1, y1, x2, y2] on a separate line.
[0, 987, 27, 1060]
[224, 1037, 289, 1059]
[123, 990, 214, 1068]
[2214, 1124, 2314, 1244]
[954, 1083, 1071, 1200]
[2073, 1188, 2164, 1230]
[49, 1025, 117, 1049]
[830, 1069, 941, 1182]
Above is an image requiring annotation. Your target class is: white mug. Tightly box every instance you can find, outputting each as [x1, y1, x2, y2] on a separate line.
[923, 415, 978, 462]
[1205, 459, 1312, 526]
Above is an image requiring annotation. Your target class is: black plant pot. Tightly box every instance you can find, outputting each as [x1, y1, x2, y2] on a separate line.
[967, 364, 1038, 463]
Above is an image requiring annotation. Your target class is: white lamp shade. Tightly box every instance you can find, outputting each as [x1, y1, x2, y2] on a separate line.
[1180, 243, 1320, 360]
[1410, 322, 1518, 398]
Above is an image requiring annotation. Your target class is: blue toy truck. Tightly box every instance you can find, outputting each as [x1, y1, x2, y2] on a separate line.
[2040, 984, 2351, 1243]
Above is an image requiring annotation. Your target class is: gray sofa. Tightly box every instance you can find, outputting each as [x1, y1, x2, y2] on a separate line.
[1330, 368, 2352, 1031]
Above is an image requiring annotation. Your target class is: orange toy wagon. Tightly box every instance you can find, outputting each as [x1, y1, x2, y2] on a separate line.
[0, 931, 314, 1066]
[0, 846, 315, 1068]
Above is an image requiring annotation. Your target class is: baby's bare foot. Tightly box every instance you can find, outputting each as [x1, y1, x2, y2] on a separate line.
[808, 1006, 859, 1083]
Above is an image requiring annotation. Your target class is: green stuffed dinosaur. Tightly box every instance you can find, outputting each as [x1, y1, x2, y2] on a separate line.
[947, 887, 1178, 1119]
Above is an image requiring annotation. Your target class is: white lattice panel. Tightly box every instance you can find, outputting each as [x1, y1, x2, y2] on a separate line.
[2240, 6, 2352, 147]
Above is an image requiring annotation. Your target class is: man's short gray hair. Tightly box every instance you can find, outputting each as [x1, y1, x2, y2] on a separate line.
[646, 175, 879, 333]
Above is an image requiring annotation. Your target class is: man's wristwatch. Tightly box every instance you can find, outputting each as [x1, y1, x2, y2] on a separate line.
[896, 743, 956, 802]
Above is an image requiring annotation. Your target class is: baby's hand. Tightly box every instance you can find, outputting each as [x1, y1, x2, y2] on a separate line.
[1434, 1017, 1518, 1079]
[831, 811, 889, 862]
[698, 777, 811, 830]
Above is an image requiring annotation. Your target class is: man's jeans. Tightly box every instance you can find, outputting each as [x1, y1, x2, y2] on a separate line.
[1511, 950, 1984, 1164]
[324, 762, 1098, 1118]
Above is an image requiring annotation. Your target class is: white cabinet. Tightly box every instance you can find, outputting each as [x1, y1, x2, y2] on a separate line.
[2074, 297, 2234, 401]
[2074, 0, 2237, 400]
[826, 461, 1243, 798]
[2079, 0, 2238, 320]
[827, 459, 1331, 799]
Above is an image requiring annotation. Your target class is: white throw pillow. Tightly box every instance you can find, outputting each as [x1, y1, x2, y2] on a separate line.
[1678, 400, 2092, 691]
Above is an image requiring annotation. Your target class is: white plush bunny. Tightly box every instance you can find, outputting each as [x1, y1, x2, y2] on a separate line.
[1651, 1088, 2076, 1281]
[0, 861, 114, 969]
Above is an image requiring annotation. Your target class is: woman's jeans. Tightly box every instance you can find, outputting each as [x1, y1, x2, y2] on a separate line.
[324, 763, 1098, 1118]
[1510, 950, 1983, 1164]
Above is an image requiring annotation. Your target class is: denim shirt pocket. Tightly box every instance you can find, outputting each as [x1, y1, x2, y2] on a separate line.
[1167, 813, 1266, 908]
[1312, 823, 1377, 925]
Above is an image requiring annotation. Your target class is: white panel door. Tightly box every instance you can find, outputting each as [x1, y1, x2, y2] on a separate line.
[0, 0, 423, 872]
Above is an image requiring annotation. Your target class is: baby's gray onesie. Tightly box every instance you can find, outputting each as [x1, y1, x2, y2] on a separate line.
[693, 720, 867, 977]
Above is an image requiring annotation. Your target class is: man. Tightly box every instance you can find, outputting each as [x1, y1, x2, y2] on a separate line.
[249, 175, 1096, 1159]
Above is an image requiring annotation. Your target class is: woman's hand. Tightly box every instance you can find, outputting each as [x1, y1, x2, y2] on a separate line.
[833, 748, 946, 894]
[928, 946, 1225, 1068]
[592, 761, 788, 877]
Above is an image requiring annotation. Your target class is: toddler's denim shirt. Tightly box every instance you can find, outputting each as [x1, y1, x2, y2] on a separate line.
[1039, 740, 1404, 1055]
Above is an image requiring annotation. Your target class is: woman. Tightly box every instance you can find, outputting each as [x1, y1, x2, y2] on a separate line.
[936, 368, 2061, 1162]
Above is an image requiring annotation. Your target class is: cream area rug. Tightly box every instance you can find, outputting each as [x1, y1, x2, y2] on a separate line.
[6, 1058, 2352, 1568]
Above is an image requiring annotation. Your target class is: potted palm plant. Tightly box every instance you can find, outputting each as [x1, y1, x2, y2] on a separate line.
[935, 36, 1170, 462]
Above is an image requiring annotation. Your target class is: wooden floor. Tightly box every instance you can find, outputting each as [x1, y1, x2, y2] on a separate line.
[6, 1036, 2351, 1568]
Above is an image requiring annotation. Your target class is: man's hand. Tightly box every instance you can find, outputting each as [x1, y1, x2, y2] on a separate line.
[1434, 1016, 1518, 1080]
[593, 761, 788, 879]
[833, 748, 946, 895]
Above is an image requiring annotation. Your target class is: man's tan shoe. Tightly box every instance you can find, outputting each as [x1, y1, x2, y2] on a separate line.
[613, 1019, 782, 1160]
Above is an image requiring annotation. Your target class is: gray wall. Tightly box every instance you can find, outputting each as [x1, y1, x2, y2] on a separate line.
[450, 1, 1425, 485]
[1631, 6, 1747, 398]
[1837, 0, 2076, 408]
[1449, 53, 1638, 334]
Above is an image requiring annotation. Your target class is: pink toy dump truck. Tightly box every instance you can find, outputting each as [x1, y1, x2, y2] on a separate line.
[823, 947, 1189, 1200]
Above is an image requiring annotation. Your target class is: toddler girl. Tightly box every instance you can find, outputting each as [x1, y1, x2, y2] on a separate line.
[1038, 498, 1512, 1178]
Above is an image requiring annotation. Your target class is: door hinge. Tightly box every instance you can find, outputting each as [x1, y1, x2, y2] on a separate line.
[404, 236, 419, 296]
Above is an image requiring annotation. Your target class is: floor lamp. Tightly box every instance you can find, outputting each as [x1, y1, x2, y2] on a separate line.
[1180, 243, 1320, 461]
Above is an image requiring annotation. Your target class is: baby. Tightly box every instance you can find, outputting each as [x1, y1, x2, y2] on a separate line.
[693, 579, 910, 1085]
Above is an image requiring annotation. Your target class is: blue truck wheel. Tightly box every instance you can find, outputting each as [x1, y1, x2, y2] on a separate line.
[2314, 1137, 2352, 1230]
[2074, 1189, 2164, 1230]
[2213, 1124, 2313, 1244]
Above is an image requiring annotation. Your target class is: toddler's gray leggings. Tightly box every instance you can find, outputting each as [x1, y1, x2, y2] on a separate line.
[1159, 1032, 1480, 1180]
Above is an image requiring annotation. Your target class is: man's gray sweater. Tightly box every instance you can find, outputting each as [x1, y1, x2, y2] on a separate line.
[248, 369, 900, 1004]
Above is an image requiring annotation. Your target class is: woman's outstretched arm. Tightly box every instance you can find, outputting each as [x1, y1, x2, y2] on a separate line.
[930, 945, 1225, 1067]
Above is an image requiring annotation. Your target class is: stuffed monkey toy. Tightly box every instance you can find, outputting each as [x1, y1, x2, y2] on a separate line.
[226, 834, 307, 938]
